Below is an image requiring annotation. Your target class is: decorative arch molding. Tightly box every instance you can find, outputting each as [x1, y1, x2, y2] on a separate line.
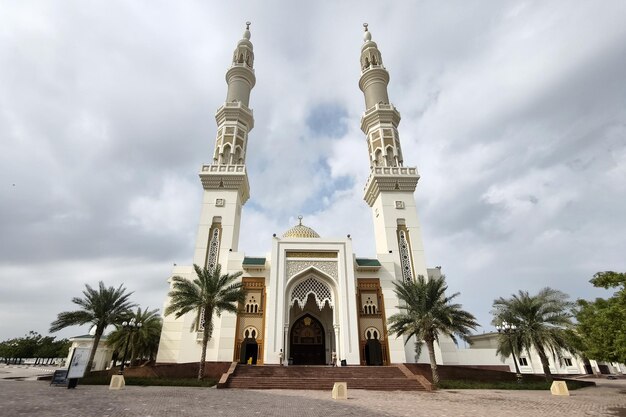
[289, 276, 334, 310]
[286, 261, 338, 281]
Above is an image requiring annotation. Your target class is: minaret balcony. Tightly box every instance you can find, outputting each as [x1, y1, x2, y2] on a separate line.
[371, 166, 418, 176]
[230, 62, 255, 72]
[215, 102, 254, 130]
[362, 166, 420, 207]
[360, 63, 386, 75]
[201, 164, 247, 174]
[199, 164, 250, 204]
[360, 103, 401, 133]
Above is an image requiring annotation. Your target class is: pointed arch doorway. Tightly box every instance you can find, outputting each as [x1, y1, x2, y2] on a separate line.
[290, 314, 325, 365]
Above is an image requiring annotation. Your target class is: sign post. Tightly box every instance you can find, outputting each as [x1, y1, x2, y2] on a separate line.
[66, 347, 91, 389]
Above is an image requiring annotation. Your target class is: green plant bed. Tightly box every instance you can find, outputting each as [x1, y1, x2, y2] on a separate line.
[80, 375, 216, 387]
[438, 379, 590, 390]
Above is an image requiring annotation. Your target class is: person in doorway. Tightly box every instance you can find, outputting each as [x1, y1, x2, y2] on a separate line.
[331, 351, 337, 367]
[279, 349, 284, 366]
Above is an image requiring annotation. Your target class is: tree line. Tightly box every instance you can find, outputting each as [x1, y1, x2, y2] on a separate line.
[0, 331, 70, 364]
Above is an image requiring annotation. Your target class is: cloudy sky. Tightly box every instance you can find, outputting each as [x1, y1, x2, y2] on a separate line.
[1, 1, 625, 342]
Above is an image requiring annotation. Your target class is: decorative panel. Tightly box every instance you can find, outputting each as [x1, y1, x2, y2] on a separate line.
[290, 277, 333, 309]
[398, 230, 413, 283]
[286, 260, 338, 281]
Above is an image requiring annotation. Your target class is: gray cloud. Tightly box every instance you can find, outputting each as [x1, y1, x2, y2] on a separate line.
[1, 1, 625, 341]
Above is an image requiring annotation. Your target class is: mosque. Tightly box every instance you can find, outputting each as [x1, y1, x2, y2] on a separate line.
[155, 23, 467, 367]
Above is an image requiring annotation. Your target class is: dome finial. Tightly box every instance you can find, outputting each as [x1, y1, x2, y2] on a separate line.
[243, 21, 251, 40]
[363, 23, 372, 42]
[298, 215, 303, 225]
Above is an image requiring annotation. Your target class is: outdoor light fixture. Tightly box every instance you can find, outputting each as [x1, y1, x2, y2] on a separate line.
[496, 320, 523, 382]
[118, 318, 143, 375]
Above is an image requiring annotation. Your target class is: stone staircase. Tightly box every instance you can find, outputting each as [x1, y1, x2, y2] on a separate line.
[221, 364, 429, 391]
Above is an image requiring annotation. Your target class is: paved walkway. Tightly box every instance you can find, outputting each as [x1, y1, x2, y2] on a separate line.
[0, 371, 625, 417]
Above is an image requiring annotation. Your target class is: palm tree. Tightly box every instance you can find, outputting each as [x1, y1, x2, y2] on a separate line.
[50, 281, 135, 374]
[492, 288, 576, 383]
[165, 264, 245, 380]
[107, 307, 162, 367]
[388, 275, 478, 386]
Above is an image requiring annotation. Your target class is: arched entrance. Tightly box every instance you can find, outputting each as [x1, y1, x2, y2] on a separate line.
[290, 314, 325, 365]
[239, 327, 259, 364]
[240, 338, 258, 364]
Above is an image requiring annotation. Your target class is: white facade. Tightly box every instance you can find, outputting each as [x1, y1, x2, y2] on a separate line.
[155, 24, 489, 368]
[468, 332, 626, 376]
[66, 335, 113, 372]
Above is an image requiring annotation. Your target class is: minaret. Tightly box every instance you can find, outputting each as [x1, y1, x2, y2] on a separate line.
[193, 22, 256, 271]
[358, 24, 428, 284]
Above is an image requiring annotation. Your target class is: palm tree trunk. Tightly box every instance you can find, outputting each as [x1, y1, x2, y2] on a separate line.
[536, 346, 553, 383]
[85, 327, 103, 374]
[198, 310, 213, 380]
[425, 338, 439, 386]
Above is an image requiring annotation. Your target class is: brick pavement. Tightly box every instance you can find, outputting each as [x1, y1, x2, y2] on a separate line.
[0, 378, 625, 417]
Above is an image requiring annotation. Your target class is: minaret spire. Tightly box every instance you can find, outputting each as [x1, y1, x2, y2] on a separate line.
[358, 25, 425, 286]
[205, 21, 256, 172]
[197, 23, 256, 256]
[358, 23, 407, 175]
[225, 21, 256, 106]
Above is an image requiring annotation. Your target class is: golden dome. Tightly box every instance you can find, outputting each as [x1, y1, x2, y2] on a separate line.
[282, 216, 320, 239]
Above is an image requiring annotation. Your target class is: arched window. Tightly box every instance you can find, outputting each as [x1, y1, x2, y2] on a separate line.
[243, 326, 258, 339]
[375, 149, 383, 166]
[386, 147, 395, 167]
[221, 144, 231, 165]
[365, 327, 380, 340]
[245, 295, 259, 314]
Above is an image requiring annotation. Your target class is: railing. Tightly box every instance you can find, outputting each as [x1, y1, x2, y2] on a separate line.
[201, 164, 246, 173]
[370, 166, 418, 176]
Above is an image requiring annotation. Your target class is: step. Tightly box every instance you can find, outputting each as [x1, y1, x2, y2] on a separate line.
[223, 365, 426, 391]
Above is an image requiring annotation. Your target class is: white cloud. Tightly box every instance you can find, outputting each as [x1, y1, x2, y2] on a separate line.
[1, 1, 625, 340]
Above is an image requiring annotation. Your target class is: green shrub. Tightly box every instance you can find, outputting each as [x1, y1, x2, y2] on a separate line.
[80, 375, 216, 387]
[438, 379, 590, 390]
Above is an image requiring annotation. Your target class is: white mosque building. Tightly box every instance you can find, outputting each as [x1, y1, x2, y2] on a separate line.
[154, 24, 524, 369]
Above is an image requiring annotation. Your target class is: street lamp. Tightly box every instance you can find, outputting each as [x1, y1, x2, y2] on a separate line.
[118, 318, 143, 375]
[496, 320, 523, 382]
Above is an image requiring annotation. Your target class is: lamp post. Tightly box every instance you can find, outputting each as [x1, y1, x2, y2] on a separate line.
[496, 320, 523, 382]
[118, 318, 143, 375]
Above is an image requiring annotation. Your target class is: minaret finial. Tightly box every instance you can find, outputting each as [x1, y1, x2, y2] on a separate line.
[243, 21, 251, 40]
[363, 23, 372, 42]
[246, 21, 251, 30]
[298, 215, 303, 225]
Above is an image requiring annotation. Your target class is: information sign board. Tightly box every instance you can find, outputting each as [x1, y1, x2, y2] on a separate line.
[50, 369, 68, 386]
[67, 347, 91, 379]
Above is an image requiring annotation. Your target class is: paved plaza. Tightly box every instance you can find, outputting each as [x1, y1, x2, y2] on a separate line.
[1, 366, 626, 417]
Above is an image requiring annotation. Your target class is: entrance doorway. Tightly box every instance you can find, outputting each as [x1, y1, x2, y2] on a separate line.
[240, 339, 258, 364]
[290, 314, 325, 365]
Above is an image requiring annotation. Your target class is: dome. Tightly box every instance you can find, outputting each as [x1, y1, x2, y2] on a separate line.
[282, 217, 320, 239]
